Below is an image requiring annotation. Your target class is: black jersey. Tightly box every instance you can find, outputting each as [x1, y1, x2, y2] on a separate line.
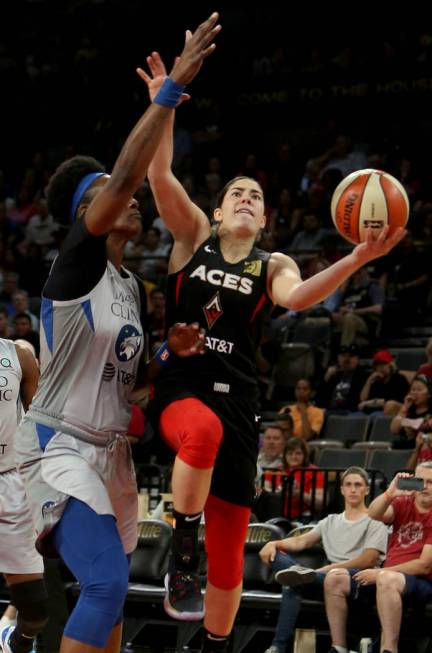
[157, 234, 272, 404]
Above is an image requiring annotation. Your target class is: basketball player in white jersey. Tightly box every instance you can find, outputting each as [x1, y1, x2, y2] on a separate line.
[0, 338, 49, 653]
[12, 13, 220, 653]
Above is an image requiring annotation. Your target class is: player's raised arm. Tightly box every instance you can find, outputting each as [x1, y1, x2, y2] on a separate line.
[140, 48, 213, 250]
[269, 226, 405, 310]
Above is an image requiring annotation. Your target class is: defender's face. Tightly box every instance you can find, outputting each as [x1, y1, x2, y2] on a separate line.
[84, 178, 142, 239]
[213, 179, 266, 237]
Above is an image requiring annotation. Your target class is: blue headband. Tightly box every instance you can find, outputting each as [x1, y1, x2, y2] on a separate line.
[69, 172, 106, 221]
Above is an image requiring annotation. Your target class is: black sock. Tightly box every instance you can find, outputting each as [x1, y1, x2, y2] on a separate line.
[202, 629, 229, 652]
[10, 625, 34, 653]
[172, 508, 201, 571]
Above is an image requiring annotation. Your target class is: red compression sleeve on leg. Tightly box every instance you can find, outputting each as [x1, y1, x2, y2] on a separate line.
[159, 398, 223, 469]
[204, 494, 251, 590]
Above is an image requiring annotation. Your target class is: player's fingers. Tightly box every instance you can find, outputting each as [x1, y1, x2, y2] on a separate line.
[147, 52, 161, 76]
[136, 67, 151, 84]
[377, 224, 389, 243]
[202, 43, 217, 59]
[151, 51, 167, 75]
[195, 12, 219, 36]
[199, 24, 222, 51]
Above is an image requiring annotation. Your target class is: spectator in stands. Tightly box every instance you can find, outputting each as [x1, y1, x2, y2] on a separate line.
[390, 230, 429, 321]
[288, 212, 327, 270]
[417, 337, 432, 378]
[9, 289, 39, 331]
[279, 378, 325, 440]
[324, 464, 432, 653]
[0, 305, 11, 338]
[283, 437, 324, 519]
[275, 415, 294, 442]
[267, 187, 301, 250]
[259, 466, 387, 653]
[12, 312, 40, 358]
[301, 232, 345, 280]
[331, 266, 384, 348]
[25, 197, 58, 248]
[406, 427, 432, 469]
[358, 350, 409, 414]
[389, 375, 432, 447]
[11, 313, 40, 358]
[147, 287, 166, 352]
[317, 345, 368, 414]
[312, 133, 368, 179]
[0, 272, 19, 306]
[257, 424, 286, 470]
[138, 226, 169, 282]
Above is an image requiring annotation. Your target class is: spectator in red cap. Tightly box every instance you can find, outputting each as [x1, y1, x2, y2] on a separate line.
[358, 350, 409, 414]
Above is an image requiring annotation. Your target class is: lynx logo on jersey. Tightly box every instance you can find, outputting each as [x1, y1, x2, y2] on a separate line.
[203, 292, 223, 329]
[115, 325, 142, 362]
[190, 265, 253, 295]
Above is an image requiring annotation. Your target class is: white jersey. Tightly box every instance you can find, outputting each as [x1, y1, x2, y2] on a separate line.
[30, 261, 143, 436]
[0, 339, 22, 473]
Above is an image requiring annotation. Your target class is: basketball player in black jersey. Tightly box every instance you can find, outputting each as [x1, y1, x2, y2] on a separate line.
[140, 54, 405, 653]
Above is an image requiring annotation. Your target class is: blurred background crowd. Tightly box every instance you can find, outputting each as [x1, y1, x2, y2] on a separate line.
[2, 2, 432, 505]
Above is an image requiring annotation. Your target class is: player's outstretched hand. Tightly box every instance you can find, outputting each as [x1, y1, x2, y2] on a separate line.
[352, 225, 406, 264]
[170, 12, 221, 86]
[167, 322, 206, 358]
[137, 53, 190, 105]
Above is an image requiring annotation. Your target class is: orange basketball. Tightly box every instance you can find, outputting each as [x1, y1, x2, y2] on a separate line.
[330, 168, 409, 245]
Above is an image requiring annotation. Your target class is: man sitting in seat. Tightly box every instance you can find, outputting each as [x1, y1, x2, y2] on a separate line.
[324, 462, 432, 653]
[259, 467, 388, 653]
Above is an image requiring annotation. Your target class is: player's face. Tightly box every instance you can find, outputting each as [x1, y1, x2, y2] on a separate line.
[213, 179, 266, 237]
[84, 179, 143, 239]
[111, 197, 143, 239]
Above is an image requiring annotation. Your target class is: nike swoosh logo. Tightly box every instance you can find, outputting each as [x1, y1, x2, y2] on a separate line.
[184, 514, 201, 522]
[204, 245, 216, 253]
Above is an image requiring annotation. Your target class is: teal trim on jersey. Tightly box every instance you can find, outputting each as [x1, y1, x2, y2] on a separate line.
[81, 299, 95, 332]
[41, 298, 54, 353]
[36, 423, 55, 451]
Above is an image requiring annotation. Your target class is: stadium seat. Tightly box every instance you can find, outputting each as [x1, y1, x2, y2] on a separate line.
[368, 415, 397, 443]
[321, 414, 369, 444]
[308, 439, 344, 464]
[352, 441, 391, 452]
[319, 448, 367, 469]
[367, 449, 410, 483]
[389, 348, 426, 371]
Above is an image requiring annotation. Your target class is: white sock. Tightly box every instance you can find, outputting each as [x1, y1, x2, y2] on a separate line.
[333, 646, 348, 653]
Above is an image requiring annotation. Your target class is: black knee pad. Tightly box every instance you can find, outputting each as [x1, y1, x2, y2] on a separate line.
[9, 579, 49, 634]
